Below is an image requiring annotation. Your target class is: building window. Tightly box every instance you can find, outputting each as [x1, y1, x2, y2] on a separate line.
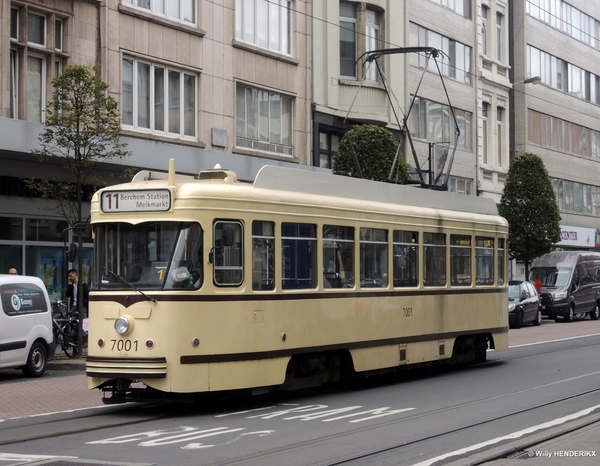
[410, 96, 472, 151]
[365, 9, 380, 82]
[318, 131, 340, 169]
[482, 102, 489, 164]
[429, 0, 472, 18]
[497, 107, 503, 167]
[410, 22, 472, 84]
[10, 50, 18, 119]
[122, 0, 196, 24]
[235, 0, 291, 55]
[481, 5, 489, 56]
[236, 84, 293, 156]
[11, 7, 18, 40]
[448, 176, 473, 195]
[496, 12, 503, 62]
[122, 58, 197, 138]
[27, 55, 45, 123]
[339, 2, 357, 78]
[27, 13, 45, 46]
[55, 19, 63, 51]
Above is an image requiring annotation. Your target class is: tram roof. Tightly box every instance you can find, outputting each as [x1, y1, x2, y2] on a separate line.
[252, 166, 499, 217]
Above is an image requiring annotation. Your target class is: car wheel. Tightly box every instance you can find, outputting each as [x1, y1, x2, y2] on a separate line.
[533, 308, 542, 326]
[22, 341, 47, 378]
[590, 303, 600, 321]
[564, 306, 574, 323]
[514, 310, 523, 329]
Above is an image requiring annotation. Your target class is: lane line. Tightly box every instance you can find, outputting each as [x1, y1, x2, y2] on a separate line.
[510, 331, 600, 348]
[411, 403, 600, 466]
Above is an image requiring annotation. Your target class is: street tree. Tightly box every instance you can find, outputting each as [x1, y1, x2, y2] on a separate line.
[29, 64, 129, 226]
[28, 64, 130, 357]
[332, 124, 409, 182]
[499, 152, 561, 278]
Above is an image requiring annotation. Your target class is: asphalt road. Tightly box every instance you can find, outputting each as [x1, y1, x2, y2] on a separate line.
[0, 318, 599, 466]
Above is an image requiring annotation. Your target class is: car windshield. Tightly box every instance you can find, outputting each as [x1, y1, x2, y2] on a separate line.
[529, 267, 571, 287]
[93, 221, 203, 290]
[507, 284, 522, 299]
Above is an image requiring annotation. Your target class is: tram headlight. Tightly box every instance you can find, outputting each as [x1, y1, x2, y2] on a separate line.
[114, 315, 134, 336]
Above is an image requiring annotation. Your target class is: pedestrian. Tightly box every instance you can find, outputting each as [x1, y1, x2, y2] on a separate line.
[8, 268, 18, 275]
[66, 268, 89, 316]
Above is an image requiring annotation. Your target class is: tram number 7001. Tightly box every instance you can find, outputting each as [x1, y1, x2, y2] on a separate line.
[403, 307, 413, 317]
[110, 339, 139, 352]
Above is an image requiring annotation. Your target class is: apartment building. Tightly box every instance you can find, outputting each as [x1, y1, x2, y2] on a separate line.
[0, 0, 312, 291]
[513, 0, 600, 254]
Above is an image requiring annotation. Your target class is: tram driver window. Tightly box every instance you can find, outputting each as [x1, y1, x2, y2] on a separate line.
[252, 221, 274, 290]
[450, 235, 472, 286]
[282, 223, 316, 289]
[213, 221, 243, 286]
[424, 232, 446, 286]
[360, 228, 388, 288]
[323, 225, 354, 288]
[393, 231, 418, 287]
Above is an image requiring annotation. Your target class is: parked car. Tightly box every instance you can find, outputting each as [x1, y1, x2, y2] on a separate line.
[0, 274, 55, 377]
[508, 280, 542, 329]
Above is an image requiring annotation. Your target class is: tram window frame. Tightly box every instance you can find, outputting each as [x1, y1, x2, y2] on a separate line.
[282, 222, 317, 290]
[393, 230, 419, 287]
[323, 225, 354, 289]
[213, 220, 244, 287]
[359, 228, 388, 288]
[475, 237, 494, 285]
[252, 220, 275, 291]
[497, 238, 506, 286]
[450, 234, 472, 286]
[424, 232, 446, 287]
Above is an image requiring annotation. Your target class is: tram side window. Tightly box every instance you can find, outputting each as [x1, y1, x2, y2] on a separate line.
[450, 235, 472, 286]
[252, 221, 274, 290]
[213, 221, 243, 286]
[393, 231, 418, 287]
[424, 232, 446, 286]
[360, 228, 388, 287]
[282, 223, 316, 289]
[475, 237, 494, 285]
[323, 225, 354, 288]
[497, 238, 505, 285]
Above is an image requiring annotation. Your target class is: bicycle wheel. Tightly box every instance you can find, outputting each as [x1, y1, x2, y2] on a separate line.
[61, 322, 78, 358]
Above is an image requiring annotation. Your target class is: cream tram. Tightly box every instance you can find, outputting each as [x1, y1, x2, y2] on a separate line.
[86, 160, 508, 402]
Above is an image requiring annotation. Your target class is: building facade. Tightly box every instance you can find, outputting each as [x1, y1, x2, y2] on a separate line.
[1, 0, 312, 294]
[512, 0, 600, 268]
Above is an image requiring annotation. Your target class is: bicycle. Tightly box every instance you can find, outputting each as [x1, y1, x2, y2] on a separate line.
[52, 300, 88, 358]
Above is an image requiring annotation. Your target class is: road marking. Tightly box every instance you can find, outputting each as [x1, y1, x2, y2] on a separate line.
[411, 403, 600, 466]
[511, 332, 600, 348]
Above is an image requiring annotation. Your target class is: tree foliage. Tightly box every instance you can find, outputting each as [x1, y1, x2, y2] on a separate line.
[28, 64, 129, 225]
[332, 124, 409, 182]
[499, 152, 561, 274]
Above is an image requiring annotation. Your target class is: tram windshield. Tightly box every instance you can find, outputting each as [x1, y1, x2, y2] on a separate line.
[94, 222, 203, 290]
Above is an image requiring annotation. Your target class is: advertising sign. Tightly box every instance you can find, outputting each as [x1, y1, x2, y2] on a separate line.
[1, 283, 48, 316]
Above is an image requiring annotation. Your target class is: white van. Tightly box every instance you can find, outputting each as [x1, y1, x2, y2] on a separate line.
[0, 274, 55, 377]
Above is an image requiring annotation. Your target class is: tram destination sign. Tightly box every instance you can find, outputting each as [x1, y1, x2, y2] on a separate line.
[101, 189, 171, 212]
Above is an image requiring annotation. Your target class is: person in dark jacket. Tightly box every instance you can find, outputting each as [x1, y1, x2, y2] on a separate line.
[66, 268, 89, 316]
